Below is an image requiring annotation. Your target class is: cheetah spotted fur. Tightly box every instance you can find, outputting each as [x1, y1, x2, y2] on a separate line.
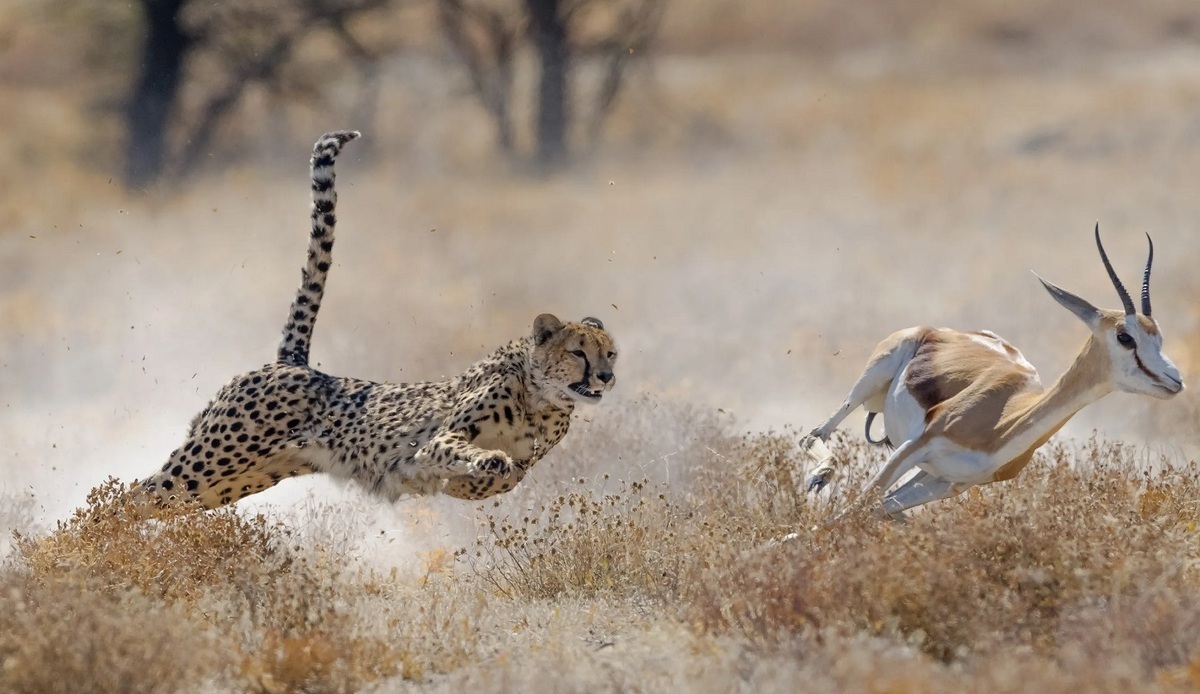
[138, 131, 617, 507]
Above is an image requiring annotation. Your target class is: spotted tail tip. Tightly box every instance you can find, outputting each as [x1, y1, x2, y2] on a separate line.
[321, 130, 361, 146]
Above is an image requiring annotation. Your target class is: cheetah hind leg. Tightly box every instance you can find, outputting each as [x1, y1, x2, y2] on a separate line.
[142, 445, 315, 509]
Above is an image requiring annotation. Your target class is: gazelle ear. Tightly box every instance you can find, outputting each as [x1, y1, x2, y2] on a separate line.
[1035, 272, 1100, 328]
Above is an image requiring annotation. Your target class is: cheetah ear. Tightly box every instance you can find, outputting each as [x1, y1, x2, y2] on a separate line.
[580, 316, 604, 330]
[533, 313, 564, 345]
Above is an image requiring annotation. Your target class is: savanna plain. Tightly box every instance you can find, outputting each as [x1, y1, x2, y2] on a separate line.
[5, 1, 1200, 691]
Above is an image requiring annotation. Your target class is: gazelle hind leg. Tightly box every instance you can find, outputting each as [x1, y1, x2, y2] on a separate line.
[805, 364, 895, 492]
[806, 328, 923, 492]
[142, 446, 314, 509]
[809, 364, 895, 441]
[828, 437, 926, 524]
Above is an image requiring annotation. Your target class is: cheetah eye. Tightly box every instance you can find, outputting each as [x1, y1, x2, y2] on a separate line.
[1116, 331, 1135, 349]
[570, 349, 586, 358]
[607, 352, 617, 360]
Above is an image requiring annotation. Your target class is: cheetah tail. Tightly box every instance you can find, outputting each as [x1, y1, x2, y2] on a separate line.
[277, 130, 361, 366]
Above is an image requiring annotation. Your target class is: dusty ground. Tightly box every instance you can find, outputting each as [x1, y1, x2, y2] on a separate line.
[3, 1, 1200, 691]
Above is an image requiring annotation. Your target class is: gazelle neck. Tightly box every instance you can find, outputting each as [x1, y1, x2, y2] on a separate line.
[1001, 336, 1113, 455]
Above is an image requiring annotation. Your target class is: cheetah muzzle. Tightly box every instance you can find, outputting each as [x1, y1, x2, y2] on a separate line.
[570, 384, 605, 401]
[131, 131, 618, 509]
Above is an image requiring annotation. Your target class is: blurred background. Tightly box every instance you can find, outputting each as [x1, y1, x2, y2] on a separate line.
[2, 0, 1200, 534]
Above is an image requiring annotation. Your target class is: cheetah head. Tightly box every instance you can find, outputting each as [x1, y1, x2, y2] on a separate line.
[530, 313, 617, 406]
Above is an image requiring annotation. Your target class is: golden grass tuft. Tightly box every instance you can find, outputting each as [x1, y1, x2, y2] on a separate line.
[463, 478, 687, 600]
[16, 478, 282, 605]
[0, 576, 218, 694]
[7, 479, 412, 692]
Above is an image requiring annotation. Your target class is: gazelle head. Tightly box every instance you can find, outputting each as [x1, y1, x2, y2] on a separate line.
[1037, 223, 1184, 399]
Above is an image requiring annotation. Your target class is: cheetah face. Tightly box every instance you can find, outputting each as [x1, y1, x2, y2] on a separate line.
[530, 313, 617, 406]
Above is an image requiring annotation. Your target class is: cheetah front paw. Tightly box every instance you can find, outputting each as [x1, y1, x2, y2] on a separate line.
[471, 452, 514, 478]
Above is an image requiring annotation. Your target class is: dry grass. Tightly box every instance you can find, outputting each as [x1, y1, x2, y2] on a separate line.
[693, 437, 1200, 661]
[5, 419, 1200, 691]
[8, 482, 417, 692]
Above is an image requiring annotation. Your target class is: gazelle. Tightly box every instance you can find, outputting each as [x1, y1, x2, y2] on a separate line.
[805, 224, 1183, 519]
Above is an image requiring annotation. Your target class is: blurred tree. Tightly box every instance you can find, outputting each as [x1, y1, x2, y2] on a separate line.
[123, 0, 394, 188]
[438, 0, 666, 169]
[525, 0, 570, 165]
[124, 0, 193, 188]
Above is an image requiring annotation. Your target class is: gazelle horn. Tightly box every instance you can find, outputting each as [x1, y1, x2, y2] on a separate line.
[1094, 223, 1135, 316]
[1141, 233, 1153, 317]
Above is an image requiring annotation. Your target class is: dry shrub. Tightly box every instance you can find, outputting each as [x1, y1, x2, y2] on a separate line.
[0, 480, 236, 692]
[457, 397, 741, 602]
[227, 550, 413, 693]
[720, 428, 881, 537]
[7, 479, 411, 693]
[16, 478, 284, 604]
[0, 572, 219, 694]
[1059, 590, 1200, 683]
[459, 396, 760, 603]
[463, 478, 686, 600]
[688, 435, 1200, 668]
[240, 621, 408, 694]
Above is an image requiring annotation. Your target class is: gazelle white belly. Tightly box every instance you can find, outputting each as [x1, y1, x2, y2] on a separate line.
[883, 364, 926, 446]
[915, 438, 998, 484]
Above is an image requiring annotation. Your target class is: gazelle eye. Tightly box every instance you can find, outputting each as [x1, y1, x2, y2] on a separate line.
[1116, 331, 1135, 348]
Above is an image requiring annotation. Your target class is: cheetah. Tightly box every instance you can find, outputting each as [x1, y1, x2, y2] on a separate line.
[137, 131, 617, 507]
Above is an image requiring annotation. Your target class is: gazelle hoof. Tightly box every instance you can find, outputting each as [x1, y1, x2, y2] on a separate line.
[806, 469, 833, 493]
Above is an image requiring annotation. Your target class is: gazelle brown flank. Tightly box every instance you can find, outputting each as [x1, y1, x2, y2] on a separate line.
[806, 224, 1184, 520]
